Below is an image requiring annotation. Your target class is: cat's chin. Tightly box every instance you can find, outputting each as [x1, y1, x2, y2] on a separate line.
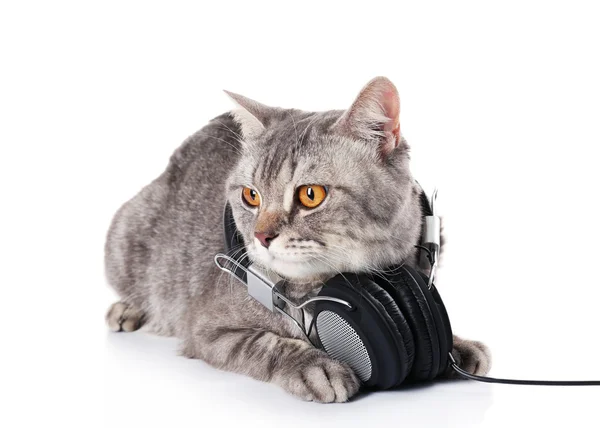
[250, 250, 334, 283]
[270, 259, 330, 282]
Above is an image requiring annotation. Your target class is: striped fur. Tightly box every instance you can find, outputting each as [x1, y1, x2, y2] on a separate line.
[104, 77, 490, 402]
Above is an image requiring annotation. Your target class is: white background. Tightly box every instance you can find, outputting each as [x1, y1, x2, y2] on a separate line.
[1, 1, 599, 427]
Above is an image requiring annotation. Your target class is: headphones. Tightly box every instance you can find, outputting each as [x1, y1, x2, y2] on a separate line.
[215, 189, 600, 388]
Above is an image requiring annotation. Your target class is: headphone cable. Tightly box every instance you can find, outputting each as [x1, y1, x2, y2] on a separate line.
[448, 353, 600, 386]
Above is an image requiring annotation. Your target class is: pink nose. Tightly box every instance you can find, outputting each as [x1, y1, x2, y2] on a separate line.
[255, 232, 278, 248]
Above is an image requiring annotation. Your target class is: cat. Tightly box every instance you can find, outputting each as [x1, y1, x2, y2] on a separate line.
[104, 76, 491, 403]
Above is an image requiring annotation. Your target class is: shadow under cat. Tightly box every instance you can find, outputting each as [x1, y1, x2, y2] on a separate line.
[105, 331, 493, 427]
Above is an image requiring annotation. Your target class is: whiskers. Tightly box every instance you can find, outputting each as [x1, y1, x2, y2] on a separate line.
[318, 245, 408, 289]
[213, 118, 243, 142]
[299, 113, 320, 144]
[217, 238, 409, 296]
[215, 242, 251, 300]
[195, 126, 245, 158]
[308, 252, 351, 286]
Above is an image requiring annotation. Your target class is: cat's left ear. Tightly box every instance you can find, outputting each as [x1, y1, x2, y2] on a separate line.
[333, 76, 401, 157]
[224, 90, 277, 140]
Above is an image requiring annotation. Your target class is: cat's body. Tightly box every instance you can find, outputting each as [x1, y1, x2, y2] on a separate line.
[105, 78, 491, 402]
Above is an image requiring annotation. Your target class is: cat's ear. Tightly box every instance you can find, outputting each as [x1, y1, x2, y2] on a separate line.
[333, 76, 401, 157]
[224, 90, 276, 140]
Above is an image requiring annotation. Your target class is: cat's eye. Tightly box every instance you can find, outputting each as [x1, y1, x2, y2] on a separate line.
[242, 187, 261, 207]
[297, 185, 327, 208]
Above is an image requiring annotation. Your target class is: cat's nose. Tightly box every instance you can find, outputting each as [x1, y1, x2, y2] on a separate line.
[254, 232, 278, 248]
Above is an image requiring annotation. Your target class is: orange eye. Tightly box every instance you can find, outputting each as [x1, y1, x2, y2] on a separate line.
[242, 187, 261, 207]
[298, 185, 327, 208]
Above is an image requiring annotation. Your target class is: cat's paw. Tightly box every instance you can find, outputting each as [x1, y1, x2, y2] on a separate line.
[448, 335, 492, 377]
[106, 301, 145, 332]
[279, 351, 361, 403]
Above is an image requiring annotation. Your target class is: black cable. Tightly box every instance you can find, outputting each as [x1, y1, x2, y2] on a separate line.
[448, 353, 600, 386]
[414, 244, 434, 265]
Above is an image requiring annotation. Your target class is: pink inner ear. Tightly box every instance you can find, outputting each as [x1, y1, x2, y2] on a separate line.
[336, 77, 402, 156]
[381, 88, 401, 143]
[374, 88, 400, 155]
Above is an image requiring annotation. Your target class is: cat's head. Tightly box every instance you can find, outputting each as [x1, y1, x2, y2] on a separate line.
[225, 77, 423, 290]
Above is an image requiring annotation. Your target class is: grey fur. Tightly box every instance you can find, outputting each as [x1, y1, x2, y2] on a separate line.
[104, 77, 490, 402]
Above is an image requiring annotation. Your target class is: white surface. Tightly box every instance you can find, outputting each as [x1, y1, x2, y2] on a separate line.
[1, 1, 599, 427]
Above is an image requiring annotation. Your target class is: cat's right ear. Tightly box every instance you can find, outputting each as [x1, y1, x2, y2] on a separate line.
[224, 90, 275, 140]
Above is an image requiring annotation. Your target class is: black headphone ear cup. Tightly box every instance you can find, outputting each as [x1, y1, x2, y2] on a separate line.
[315, 274, 415, 389]
[372, 268, 439, 381]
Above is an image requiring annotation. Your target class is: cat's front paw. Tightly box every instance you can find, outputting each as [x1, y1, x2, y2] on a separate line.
[448, 335, 492, 377]
[106, 301, 145, 332]
[278, 351, 361, 403]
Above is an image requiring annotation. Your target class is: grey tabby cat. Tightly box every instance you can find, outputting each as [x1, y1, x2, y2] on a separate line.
[105, 77, 491, 403]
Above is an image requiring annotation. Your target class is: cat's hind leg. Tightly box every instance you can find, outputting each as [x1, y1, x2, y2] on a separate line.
[106, 301, 146, 332]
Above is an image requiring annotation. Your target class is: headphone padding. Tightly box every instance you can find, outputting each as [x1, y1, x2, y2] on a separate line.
[373, 267, 439, 381]
[360, 278, 415, 382]
[415, 270, 453, 377]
